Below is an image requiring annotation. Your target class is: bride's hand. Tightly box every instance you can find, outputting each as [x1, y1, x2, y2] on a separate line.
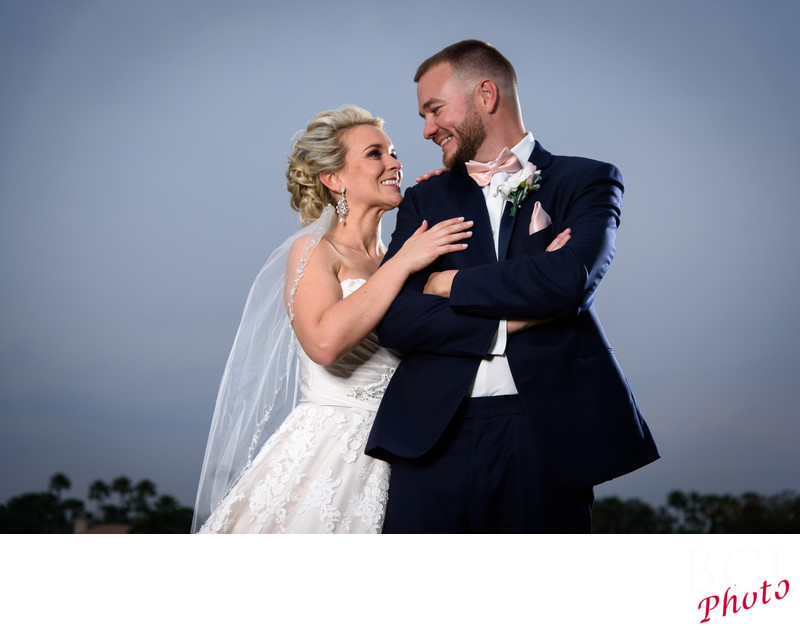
[394, 217, 472, 274]
[415, 166, 449, 182]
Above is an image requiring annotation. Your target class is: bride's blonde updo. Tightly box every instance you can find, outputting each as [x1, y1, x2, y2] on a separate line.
[286, 106, 384, 225]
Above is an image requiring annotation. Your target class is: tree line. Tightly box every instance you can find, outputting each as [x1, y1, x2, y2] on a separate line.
[0, 473, 193, 533]
[593, 489, 800, 533]
[1, 474, 798, 533]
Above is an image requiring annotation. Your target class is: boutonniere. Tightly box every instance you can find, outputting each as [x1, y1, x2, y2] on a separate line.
[497, 162, 542, 217]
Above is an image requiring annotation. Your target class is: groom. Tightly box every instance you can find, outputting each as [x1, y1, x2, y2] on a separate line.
[366, 40, 659, 533]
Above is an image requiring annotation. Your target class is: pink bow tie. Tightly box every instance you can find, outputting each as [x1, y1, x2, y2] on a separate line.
[465, 148, 522, 187]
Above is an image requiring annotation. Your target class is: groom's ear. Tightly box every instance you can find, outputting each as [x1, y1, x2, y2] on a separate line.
[474, 78, 500, 113]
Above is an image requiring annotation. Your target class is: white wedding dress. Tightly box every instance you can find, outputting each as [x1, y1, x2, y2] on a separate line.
[199, 279, 398, 534]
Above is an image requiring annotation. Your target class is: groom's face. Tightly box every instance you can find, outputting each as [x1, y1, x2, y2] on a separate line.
[417, 63, 486, 168]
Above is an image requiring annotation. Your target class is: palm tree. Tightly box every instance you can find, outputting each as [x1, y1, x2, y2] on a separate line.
[111, 476, 132, 522]
[48, 473, 71, 502]
[46, 473, 73, 532]
[132, 479, 157, 516]
[88, 480, 111, 520]
[154, 495, 181, 513]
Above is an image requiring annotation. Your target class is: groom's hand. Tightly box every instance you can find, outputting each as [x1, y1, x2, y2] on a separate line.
[423, 269, 458, 298]
[508, 317, 555, 334]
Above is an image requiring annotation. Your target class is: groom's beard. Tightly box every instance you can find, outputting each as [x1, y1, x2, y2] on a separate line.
[444, 106, 487, 169]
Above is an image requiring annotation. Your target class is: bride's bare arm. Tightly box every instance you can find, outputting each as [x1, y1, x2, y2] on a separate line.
[291, 218, 473, 365]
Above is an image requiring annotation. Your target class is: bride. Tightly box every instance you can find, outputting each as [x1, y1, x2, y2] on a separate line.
[191, 106, 475, 533]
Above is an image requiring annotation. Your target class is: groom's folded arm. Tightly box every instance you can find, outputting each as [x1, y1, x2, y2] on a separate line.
[450, 161, 623, 320]
[377, 290, 499, 357]
[377, 193, 498, 357]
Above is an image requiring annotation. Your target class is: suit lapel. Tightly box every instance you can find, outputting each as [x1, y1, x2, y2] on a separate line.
[497, 141, 553, 261]
[451, 169, 497, 264]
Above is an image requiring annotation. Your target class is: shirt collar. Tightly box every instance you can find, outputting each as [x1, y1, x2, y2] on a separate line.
[510, 132, 535, 167]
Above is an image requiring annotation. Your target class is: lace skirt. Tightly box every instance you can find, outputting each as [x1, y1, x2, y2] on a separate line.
[198, 403, 390, 534]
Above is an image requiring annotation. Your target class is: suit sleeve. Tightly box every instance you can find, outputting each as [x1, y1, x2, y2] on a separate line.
[449, 160, 623, 320]
[377, 187, 499, 357]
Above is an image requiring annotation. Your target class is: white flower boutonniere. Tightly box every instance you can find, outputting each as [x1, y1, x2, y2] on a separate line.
[498, 162, 542, 217]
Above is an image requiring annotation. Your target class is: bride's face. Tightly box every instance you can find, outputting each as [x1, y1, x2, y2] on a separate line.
[337, 125, 403, 212]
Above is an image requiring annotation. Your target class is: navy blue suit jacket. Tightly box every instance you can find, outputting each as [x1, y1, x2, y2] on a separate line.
[366, 141, 659, 489]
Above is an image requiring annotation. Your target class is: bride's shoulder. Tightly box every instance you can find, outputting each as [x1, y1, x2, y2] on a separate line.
[287, 233, 340, 281]
[287, 232, 333, 264]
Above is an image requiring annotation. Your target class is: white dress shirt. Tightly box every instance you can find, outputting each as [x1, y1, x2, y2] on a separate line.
[467, 132, 535, 398]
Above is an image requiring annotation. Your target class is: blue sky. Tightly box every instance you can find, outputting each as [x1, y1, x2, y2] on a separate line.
[1, 0, 799, 511]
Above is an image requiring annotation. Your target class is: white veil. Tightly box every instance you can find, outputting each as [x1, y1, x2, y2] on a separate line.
[191, 204, 338, 533]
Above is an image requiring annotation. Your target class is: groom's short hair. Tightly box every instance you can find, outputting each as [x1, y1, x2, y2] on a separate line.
[414, 39, 518, 96]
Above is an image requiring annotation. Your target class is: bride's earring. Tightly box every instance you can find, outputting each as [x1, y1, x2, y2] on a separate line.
[336, 187, 349, 222]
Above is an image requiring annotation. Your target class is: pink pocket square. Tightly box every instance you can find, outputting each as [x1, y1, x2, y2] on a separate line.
[529, 201, 551, 234]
